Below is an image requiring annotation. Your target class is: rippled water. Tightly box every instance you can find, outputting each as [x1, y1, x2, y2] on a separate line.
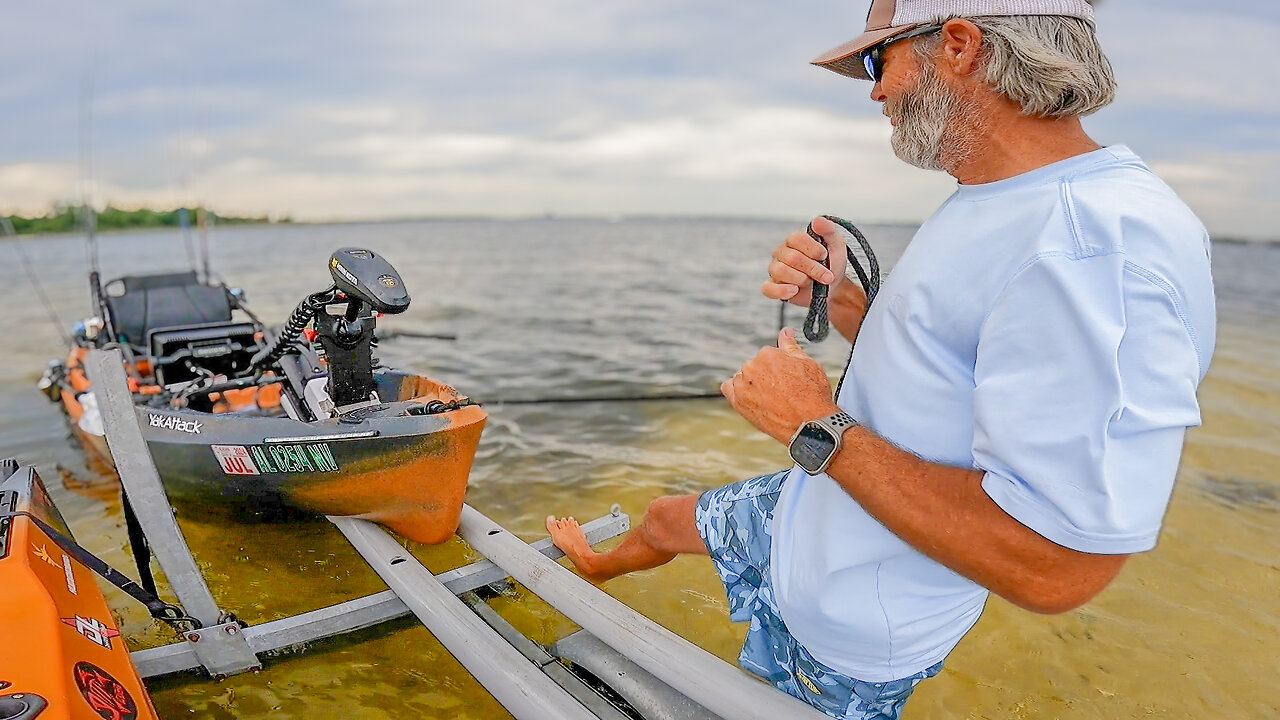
[1, 220, 1275, 719]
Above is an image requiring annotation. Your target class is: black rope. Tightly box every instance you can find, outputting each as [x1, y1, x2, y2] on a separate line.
[235, 220, 875, 409]
[473, 220, 880, 407]
[472, 391, 724, 405]
[803, 221, 832, 342]
[0, 509, 199, 630]
[799, 215, 881, 342]
[378, 330, 458, 342]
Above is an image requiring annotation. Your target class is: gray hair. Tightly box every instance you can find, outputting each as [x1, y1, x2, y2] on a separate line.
[916, 15, 1117, 117]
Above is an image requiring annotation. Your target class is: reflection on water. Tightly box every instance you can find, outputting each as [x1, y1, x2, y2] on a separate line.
[1200, 475, 1279, 512]
[1, 220, 1276, 719]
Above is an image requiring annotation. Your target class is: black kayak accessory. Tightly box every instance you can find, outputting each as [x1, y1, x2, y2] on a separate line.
[328, 247, 410, 315]
[800, 215, 881, 342]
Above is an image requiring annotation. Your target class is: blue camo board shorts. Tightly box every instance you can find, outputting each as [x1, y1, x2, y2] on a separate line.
[695, 470, 943, 720]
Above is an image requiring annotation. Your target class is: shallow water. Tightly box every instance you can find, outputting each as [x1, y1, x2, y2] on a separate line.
[0, 220, 1275, 718]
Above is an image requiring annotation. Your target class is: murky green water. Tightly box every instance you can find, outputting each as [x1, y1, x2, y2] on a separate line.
[1, 220, 1276, 718]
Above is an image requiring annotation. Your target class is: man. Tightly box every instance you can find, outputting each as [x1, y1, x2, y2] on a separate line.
[548, 0, 1216, 717]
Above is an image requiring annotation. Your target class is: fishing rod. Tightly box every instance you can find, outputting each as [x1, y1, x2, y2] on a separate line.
[198, 207, 212, 283]
[179, 206, 198, 273]
[76, 74, 114, 345]
[2, 219, 74, 348]
[72, 76, 145, 382]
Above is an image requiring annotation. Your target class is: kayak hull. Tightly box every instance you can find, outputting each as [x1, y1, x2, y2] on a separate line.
[140, 401, 486, 545]
[0, 462, 160, 720]
[57, 348, 486, 545]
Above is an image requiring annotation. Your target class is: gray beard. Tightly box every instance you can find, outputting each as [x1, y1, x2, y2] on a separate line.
[889, 59, 980, 173]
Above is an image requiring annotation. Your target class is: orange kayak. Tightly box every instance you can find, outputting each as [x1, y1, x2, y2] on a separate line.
[49, 344, 486, 546]
[0, 460, 159, 720]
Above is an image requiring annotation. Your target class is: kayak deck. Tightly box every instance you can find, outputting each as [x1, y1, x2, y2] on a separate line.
[0, 461, 160, 720]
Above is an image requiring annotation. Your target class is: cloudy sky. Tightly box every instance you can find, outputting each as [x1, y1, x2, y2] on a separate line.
[2, 0, 1276, 239]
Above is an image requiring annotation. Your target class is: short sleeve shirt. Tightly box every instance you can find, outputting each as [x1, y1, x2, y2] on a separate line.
[769, 146, 1216, 682]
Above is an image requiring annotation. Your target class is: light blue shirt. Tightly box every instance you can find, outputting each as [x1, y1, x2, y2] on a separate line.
[770, 146, 1216, 682]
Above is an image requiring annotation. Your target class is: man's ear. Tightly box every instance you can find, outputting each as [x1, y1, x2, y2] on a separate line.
[939, 19, 984, 77]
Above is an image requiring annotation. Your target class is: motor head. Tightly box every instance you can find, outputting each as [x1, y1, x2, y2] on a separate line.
[328, 248, 411, 314]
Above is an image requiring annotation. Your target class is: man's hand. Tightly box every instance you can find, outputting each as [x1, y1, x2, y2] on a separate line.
[763, 216, 849, 307]
[721, 328, 837, 444]
[764, 217, 869, 343]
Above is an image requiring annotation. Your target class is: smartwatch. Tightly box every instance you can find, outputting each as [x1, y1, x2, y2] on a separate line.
[788, 411, 858, 475]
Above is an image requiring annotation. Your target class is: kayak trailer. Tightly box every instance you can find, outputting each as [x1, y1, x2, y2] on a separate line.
[20, 348, 829, 720]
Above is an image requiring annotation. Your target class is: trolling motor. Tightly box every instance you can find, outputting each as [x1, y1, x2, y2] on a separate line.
[250, 248, 410, 413]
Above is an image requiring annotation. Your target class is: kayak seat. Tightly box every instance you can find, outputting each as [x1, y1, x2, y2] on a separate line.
[104, 271, 233, 347]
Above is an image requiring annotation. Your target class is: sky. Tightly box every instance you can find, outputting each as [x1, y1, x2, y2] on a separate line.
[1, 0, 1277, 240]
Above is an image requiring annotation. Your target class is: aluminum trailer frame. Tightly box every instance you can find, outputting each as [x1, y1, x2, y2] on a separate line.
[85, 348, 828, 719]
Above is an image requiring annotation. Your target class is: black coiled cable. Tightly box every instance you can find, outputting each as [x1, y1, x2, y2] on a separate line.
[249, 290, 336, 369]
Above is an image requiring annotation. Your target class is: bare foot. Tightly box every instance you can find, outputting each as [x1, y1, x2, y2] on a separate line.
[546, 515, 606, 582]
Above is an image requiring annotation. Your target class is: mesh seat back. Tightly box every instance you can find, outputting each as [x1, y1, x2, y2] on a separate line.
[104, 271, 233, 346]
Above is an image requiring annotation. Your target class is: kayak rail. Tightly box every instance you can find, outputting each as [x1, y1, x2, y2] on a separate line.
[86, 346, 829, 719]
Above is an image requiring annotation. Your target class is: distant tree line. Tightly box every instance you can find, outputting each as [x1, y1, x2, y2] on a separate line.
[2, 204, 290, 235]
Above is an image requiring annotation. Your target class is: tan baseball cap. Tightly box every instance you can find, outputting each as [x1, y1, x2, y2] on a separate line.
[812, 0, 1095, 80]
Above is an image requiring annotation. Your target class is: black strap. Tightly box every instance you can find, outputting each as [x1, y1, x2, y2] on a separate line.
[1, 509, 198, 629]
[120, 490, 159, 598]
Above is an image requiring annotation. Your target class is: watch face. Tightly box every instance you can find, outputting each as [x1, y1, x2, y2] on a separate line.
[789, 423, 838, 475]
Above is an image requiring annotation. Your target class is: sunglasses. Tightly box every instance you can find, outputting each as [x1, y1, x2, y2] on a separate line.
[862, 24, 944, 82]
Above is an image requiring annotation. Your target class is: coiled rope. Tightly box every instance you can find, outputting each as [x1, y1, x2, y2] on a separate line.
[800, 215, 881, 342]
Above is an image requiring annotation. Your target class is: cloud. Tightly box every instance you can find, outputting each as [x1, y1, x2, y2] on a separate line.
[171, 104, 951, 223]
[0, 164, 82, 212]
[1148, 152, 1280, 240]
[1097, 8, 1280, 117]
[0, 0, 1276, 238]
